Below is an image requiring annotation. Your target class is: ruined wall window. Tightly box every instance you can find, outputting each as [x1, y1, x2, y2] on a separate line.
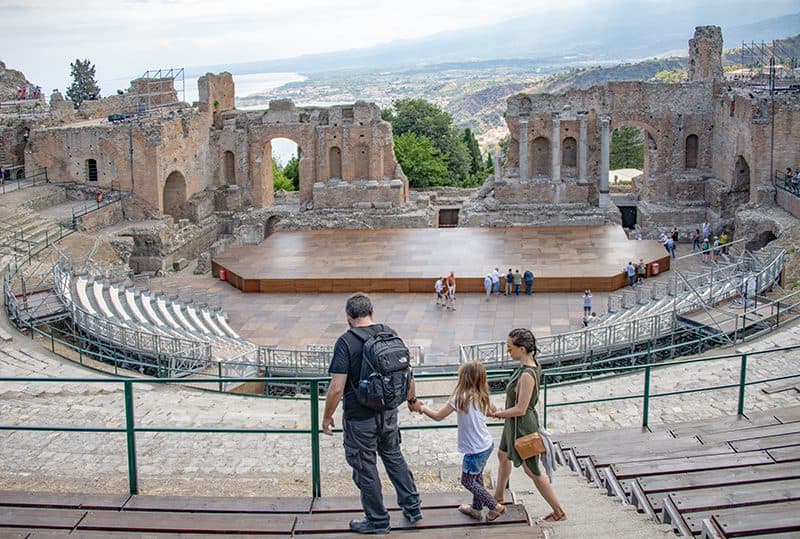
[223, 151, 236, 185]
[530, 137, 551, 177]
[85, 159, 98, 182]
[562, 137, 577, 168]
[354, 144, 369, 180]
[329, 146, 342, 179]
[685, 135, 699, 169]
[163, 170, 187, 221]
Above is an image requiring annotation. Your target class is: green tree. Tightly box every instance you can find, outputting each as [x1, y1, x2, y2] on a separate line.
[610, 126, 644, 169]
[651, 68, 688, 83]
[393, 132, 449, 188]
[485, 154, 494, 173]
[284, 154, 300, 191]
[463, 128, 484, 176]
[272, 158, 294, 191]
[66, 59, 101, 108]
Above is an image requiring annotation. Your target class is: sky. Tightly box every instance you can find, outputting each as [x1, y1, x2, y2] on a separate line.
[0, 0, 576, 94]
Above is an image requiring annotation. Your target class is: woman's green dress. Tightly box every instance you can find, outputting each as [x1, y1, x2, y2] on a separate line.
[500, 364, 542, 474]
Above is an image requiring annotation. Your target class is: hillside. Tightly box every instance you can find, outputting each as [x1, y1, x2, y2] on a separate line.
[0, 61, 35, 102]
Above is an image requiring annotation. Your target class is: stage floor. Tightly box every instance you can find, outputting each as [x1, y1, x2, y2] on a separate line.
[212, 225, 671, 293]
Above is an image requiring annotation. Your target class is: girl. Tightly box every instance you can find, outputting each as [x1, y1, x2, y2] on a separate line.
[493, 328, 566, 522]
[413, 361, 504, 522]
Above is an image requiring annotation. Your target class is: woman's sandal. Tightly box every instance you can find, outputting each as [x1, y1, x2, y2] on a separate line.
[539, 510, 567, 522]
[458, 504, 483, 520]
[486, 504, 506, 522]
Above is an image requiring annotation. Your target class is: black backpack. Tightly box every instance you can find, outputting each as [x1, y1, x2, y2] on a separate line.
[349, 326, 412, 411]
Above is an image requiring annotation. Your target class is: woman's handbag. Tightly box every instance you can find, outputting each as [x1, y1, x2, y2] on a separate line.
[514, 431, 546, 459]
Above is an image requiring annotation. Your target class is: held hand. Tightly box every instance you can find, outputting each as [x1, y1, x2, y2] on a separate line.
[322, 416, 335, 435]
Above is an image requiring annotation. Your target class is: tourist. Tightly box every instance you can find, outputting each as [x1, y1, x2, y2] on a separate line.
[484, 274, 492, 301]
[447, 272, 457, 310]
[702, 221, 711, 243]
[636, 259, 647, 284]
[491, 268, 501, 295]
[712, 236, 721, 264]
[701, 237, 711, 263]
[435, 277, 444, 306]
[625, 261, 636, 288]
[505, 269, 513, 296]
[513, 269, 522, 296]
[322, 293, 422, 534]
[667, 236, 676, 259]
[671, 226, 679, 245]
[720, 231, 730, 255]
[692, 229, 701, 252]
[632, 224, 643, 240]
[589, 311, 598, 326]
[523, 269, 534, 295]
[492, 328, 567, 523]
[583, 290, 592, 316]
[411, 361, 504, 522]
[660, 232, 670, 254]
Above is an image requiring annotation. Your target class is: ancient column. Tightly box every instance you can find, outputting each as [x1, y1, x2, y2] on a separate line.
[551, 113, 561, 182]
[577, 112, 588, 184]
[518, 117, 529, 181]
[599, 115, 611, 207]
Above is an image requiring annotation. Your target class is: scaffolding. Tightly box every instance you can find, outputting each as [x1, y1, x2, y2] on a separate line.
[733, 40, 800, 86]
[133, 68, 186, 112]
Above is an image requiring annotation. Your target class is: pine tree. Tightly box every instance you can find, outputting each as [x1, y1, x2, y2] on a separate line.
[66, 59, 101, 108]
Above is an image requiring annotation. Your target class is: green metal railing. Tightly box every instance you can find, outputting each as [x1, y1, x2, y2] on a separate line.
[775, 170, 799, 197]
[541, 343, 800, 429]
[0, 167, 49, 195]
[1, 341, 796, 497]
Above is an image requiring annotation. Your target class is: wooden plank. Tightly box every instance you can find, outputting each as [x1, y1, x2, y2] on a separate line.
[609, 451, 774, 479]
[730, 432, 800, 452]
[637, 461, 800, 494]
[123, 494, 312, 513]
[667, 414, 776, 438]
[0, 491, 128, 510]
[698, 421, 800, 444]
[667, 478, 800, 513]
[554, 427, 662, 446]
[294, 504, 529, 534]
[30, 532, 291, 538]
[771, 405, 800, 424]
[0, 507, 86, 529]
[585, 442, 734, 467]
[768, 445, 800, 463]
[684, 500, 800, 536]
[307, 526, 536, 538]
[310, 490, 513, 513]
[0, 528, 33, 538]
[78, 510, 296, 534]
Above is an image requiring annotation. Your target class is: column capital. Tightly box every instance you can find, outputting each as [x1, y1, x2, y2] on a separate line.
[577, 111, 589, 121]
[599, 115, 611, 128]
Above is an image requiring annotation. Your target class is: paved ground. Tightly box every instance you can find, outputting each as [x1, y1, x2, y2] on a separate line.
[151, 243, 706, 364]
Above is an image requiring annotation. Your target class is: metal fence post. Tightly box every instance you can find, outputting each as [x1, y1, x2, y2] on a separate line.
[737, 354, 748, 416]
[642, 366, 652, 428]
[123, 381, 139, 494]
[310, 380, 322, 498]
[542, 375, 548, 429]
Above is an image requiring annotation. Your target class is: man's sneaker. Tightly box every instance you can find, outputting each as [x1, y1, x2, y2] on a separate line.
[402, 508, 423, 523]
[348, 518, 390, 535]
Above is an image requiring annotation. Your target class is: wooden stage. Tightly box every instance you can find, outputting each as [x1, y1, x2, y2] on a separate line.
[211, 226, 671, 293]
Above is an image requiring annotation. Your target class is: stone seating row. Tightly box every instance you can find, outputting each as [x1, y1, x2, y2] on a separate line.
[67, 272, 255, 363]
[552, 405, 800, 537]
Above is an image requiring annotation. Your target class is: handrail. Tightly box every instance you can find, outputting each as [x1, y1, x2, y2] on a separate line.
[0, 341, 794, 497]
[775, 169, 799, 197]
[0, 167, 49, 195]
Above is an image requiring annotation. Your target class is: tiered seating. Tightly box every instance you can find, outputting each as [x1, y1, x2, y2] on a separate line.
[0, 491, 532, 536]
[553, 406, 800, 537]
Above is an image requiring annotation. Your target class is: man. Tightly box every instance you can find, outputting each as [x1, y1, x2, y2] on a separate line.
[505, 268, 513, 296]
[513, 269, 522, 296]
[625, 261, 636, 288]
[636, 259, 647, 284]
[323, 293, 422, 534]
[523, 269, 534, 295]
[434, 277, 444, 306]
[484, 274, 492, 301]
[491, 268, 500, 295]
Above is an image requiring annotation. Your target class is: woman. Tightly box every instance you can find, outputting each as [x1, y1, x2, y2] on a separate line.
[493, 328, 566, 522]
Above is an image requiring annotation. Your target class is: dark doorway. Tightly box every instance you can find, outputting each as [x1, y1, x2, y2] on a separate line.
[85, 159, 98, 182]
[438, 209, 459, 228]
[618, 206, 637, 229]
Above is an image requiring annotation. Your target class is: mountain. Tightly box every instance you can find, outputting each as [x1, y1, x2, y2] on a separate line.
[188, 2, 800, 77]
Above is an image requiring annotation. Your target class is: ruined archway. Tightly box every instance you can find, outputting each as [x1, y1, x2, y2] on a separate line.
[163, 171, 188, 221]
[562, 136, 577, 169]
[685, 135, 699, 169]
[731, 155, 751, 206]
[530, 137, 550, 177]
[265, 137, 302, 193]
[223, 151, 236, 185]
[329, 146, 342, 179]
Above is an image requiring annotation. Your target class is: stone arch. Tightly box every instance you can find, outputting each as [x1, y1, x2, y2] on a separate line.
[685, 134, 699, 169]
[562, 136, 577, 168]
[163, 170, 188, 220]
[85, 158, 98, 182]
[530, 137, 550, 177]
[731, 155, 750, 206]
[329, 146, 342, 179]
[747, 230, 776, 251]
[223, 150, 236, 185]
[354, 143, 369, 180]
[608, 119, 659, 178]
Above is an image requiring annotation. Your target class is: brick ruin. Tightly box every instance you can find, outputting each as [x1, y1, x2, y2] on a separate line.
[2, 26, 798, 273]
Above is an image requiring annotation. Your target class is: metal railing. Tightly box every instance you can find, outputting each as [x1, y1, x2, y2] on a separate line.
[0, 341, 795, 497]
[70, 190, 125, 228]
[0, 167, 49, 195]
[541, 343, 800, 429]
[460, 247, 786, 367]
[775, 170, 799, 197]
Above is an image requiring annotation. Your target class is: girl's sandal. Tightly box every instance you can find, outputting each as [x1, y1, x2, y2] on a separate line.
[458, 504, 483, 520]
[486, 504, 506, 522]
[539, 511, 567, 522]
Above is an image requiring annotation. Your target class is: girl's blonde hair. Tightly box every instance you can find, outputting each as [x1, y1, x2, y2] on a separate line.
[451, 361, 492, 415]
